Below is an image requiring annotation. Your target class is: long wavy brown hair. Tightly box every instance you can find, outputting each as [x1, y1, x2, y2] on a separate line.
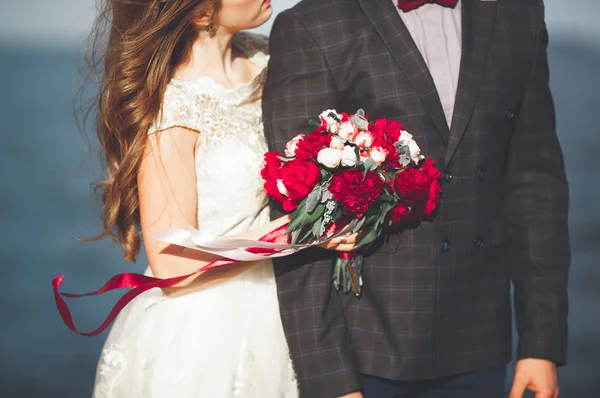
[83, 0, 220, 261]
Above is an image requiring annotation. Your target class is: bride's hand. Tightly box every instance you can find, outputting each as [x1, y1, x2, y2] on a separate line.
[318, 231, 361, 252]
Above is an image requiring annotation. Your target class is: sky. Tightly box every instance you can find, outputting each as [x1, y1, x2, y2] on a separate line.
[0, 0, 599, 48]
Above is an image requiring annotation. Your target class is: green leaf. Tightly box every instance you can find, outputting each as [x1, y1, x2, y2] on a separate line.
[380, 171, 394, 183]
[306, 186, 323, 214]
[299, 227, 315, 244]
[291, 227, 303, 246]
[312, 220, 323, 238]
[308, 119, 321, 128]
[304, 202, 326, 225]
[286, 200, 307, 235]
[362, 158, 377, 179]
[333, 205, 343, 221]
[353, 216, 367, 233]
[357, 225, 382, 247]
[374, 202, 394, 230]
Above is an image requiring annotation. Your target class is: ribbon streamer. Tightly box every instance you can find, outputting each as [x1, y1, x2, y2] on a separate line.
[53, 221, 351, 336]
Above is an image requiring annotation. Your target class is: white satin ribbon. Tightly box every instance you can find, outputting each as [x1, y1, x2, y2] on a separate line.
[153, 222, 355, 262]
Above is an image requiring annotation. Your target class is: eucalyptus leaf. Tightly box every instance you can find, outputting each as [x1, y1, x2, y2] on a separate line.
[398, 153, 412, 168]
[362, 158, 377, 179]
[308, 119, 321, 128]
[350, 111, 369, 131]
[320, 189, 333, 203]
[306, 186, 323, 214]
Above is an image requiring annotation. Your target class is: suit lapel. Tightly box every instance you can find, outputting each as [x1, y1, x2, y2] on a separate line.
[357, 0, 449, 143]
[445, 0, 497, 165]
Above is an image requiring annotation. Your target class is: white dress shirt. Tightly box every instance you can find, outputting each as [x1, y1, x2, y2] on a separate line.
[393, 0, 463, 128]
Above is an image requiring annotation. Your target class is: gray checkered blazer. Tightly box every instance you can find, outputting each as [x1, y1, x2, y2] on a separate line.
[262, 0, 570, 396]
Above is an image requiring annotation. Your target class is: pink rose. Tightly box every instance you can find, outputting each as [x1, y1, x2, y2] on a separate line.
[369, 146, 389, 166]
[354, 130, 374, 149]
[284, 134, 305, 157]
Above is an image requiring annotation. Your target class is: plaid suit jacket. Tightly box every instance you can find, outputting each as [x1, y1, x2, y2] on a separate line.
[262, 0, 570, 396]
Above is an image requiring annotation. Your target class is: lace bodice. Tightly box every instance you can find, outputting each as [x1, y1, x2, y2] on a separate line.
[148, 32, 270, 237]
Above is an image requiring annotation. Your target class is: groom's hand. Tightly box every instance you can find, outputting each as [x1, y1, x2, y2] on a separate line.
[508, 358, 559, 398]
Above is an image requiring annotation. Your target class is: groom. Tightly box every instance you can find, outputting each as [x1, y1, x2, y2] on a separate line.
[263, 0, 570, 397]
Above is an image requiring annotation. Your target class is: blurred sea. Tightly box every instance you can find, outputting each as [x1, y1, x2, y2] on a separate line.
[0, 38, 598, 397]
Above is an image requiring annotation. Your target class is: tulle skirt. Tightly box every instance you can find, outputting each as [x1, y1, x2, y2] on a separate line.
[92, 261, 298, 398]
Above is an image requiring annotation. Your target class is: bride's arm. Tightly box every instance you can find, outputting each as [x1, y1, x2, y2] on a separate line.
[138, 127, 288, 295]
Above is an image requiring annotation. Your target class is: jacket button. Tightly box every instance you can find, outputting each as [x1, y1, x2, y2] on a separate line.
[474, 238, 485, 249]
[440, 240, 452, 252]
[505, 109, 515, 123]
[477, 167, 486, 181]
[443, 170, 453, 183]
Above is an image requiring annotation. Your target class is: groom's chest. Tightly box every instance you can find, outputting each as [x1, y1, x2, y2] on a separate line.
[327, 2, 537, 117]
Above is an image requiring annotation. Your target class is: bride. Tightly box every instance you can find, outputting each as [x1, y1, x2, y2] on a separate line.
[86, 0, 300, 396]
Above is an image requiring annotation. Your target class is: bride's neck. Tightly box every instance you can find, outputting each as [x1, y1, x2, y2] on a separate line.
[174, 31, 238, 83]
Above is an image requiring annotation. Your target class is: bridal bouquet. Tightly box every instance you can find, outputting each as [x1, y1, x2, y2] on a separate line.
[52, 110, 441, 336]
[262, 109, 442, 295]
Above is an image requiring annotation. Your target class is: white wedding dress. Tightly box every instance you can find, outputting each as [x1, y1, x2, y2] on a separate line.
[92, 32, 298, 398]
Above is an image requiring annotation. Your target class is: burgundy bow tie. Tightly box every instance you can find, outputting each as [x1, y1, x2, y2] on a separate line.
[397, 0, 458, 12]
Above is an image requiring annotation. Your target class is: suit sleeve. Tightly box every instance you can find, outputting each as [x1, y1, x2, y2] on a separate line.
[505, 6, 570, 366]
[263, 10, 362, 398]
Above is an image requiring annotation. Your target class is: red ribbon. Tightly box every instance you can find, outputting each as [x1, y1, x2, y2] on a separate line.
[53, 223, 290, 336]
[339, 252, 359, 261]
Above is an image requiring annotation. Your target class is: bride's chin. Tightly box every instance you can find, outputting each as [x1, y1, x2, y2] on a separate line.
[247, 11, 273, 30]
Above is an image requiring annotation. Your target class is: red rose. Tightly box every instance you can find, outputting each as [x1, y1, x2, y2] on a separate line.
[261, 152, 288, 206]
[280, 158, 321, 202]
[420, 159, 442, 216]
[329, 169, 384, 218]
[393, 158, 442, 217]
[393, 168, 431, 204]
[371, 118, 403, 143]
[295, 130, 332, 160]
[389, 202, 410, 227]
[370, 118, 402, 168]
[262, 153, 315, 212]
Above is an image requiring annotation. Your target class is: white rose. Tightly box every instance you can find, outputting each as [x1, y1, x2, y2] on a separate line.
[276, 179, 289, 196]
[397, 129, 413, 146]
[337, 121, 357, 140]
[319, 109, 341, 133]
[330, 136, 345, 150]
[354, 130, 374, 149]
[284, 134, 305, 157]
[340, 145, 358, 167]
[369, 146, 388, 166]
[317, 147, 342, 168]
[407, 139, 421, 162]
